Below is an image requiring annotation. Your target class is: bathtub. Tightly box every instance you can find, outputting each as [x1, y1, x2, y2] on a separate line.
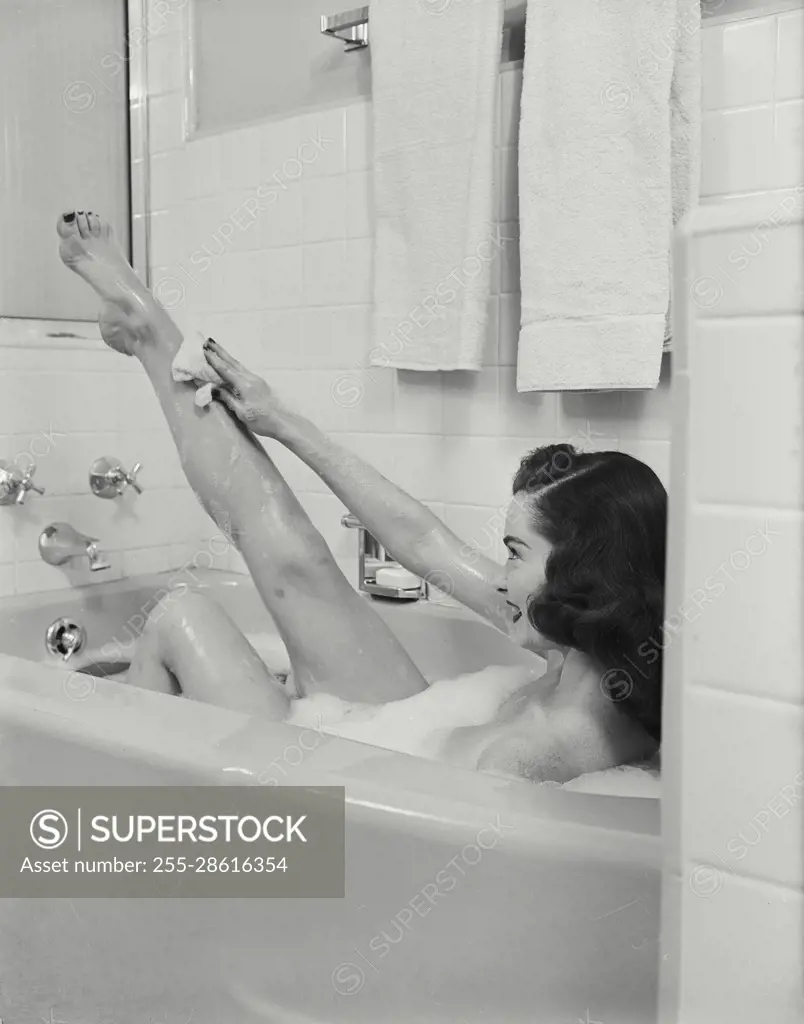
[0, 570, 661, 1024]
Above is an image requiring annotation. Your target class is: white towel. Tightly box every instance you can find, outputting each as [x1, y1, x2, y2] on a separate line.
[369, 0, 505, 372]
[172, 330, 219, 407]
[516, 0, 701, 391]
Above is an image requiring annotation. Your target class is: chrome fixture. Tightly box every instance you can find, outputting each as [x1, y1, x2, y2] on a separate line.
[126, 0, 151, 283]
[45, 617, 87, 662]
[320, 7, 369, 50]
[38, 523, 112, 572]
[89, 456, 143, 499]
[0, 460, 45, 506]
[341, 513, 427, 600]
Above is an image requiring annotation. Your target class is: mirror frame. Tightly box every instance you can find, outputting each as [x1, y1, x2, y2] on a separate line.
[127, 0, 151, 288]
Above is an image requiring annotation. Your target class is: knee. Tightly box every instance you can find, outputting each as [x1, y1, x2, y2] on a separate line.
[143, 587, 216, 637]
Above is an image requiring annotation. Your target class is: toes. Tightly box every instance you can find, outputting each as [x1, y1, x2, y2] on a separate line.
[57, 209, 110, 241]
[57, 211, 78, 237]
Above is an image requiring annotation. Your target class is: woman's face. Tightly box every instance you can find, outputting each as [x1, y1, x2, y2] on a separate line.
[499, 494, 558, 654]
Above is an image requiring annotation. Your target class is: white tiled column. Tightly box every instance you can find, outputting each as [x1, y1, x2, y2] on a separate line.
[661, 190, 804, 1023]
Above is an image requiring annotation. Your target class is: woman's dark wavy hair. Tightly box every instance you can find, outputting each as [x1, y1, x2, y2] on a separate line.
[512, 444, 666, 743]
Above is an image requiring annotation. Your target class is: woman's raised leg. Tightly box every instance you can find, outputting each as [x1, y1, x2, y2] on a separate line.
[57, 211, 427, 704]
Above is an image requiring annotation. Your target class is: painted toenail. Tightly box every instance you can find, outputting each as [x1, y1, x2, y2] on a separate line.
[64, 213, 75, 222]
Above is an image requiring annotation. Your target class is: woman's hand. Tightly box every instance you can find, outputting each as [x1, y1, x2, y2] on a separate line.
[203, 338, 295, 439]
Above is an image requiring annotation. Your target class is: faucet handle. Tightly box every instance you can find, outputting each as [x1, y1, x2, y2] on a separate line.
[121, 461, 143, 495]
[0, 460, 45, 506]
[15, 464, 46, 505]
[90, 456, 144, 498]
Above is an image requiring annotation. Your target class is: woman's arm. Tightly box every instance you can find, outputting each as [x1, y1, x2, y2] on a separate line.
[203, 340, 509, 628]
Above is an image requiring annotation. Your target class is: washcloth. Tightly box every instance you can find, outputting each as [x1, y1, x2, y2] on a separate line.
[516, 0, 700, 391]
[172, 330, 219, 407]
[369, 0, 505, 371]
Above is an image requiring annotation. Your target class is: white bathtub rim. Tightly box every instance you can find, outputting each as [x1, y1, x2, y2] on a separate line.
[0, 567, 498, 624]
[0, 567, 247, 617]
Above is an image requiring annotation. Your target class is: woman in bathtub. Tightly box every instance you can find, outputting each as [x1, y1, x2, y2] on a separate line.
[56, 211, 665, 784]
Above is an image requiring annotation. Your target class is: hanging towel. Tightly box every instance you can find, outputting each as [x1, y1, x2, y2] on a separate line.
[669, 0, 702, 340]
[369, 0, 505, 372]
[172, 330, 219, 407]
[516, 0, 701, 391]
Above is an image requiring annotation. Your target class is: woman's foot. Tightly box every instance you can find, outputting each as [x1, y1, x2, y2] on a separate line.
[57, 211, 182, 359]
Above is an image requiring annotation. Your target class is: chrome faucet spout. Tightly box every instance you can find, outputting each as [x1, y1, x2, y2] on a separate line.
[39, 522, 112, 572]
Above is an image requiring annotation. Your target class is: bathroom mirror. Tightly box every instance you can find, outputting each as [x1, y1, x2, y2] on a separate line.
[188, 0, 371, 137]
[0, 0, 132, 324]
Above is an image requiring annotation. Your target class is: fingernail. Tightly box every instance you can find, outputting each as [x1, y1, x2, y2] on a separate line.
[64, 212, 75, 222]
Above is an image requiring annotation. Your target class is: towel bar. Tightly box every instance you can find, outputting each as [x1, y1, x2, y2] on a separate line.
[320, 6, 369, 51]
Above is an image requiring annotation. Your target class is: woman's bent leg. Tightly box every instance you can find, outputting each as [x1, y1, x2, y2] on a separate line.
[127, 590, 289, 716]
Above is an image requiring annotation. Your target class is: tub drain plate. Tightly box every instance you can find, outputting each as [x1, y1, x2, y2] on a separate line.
[45, 618, 87, 660]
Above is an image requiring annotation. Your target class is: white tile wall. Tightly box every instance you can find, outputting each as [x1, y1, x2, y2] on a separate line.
[777, 9, 804, 97]
[680, 872, 803, 1023]
[0, 337, 230, 597]
[662, 9, 804, 1020]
